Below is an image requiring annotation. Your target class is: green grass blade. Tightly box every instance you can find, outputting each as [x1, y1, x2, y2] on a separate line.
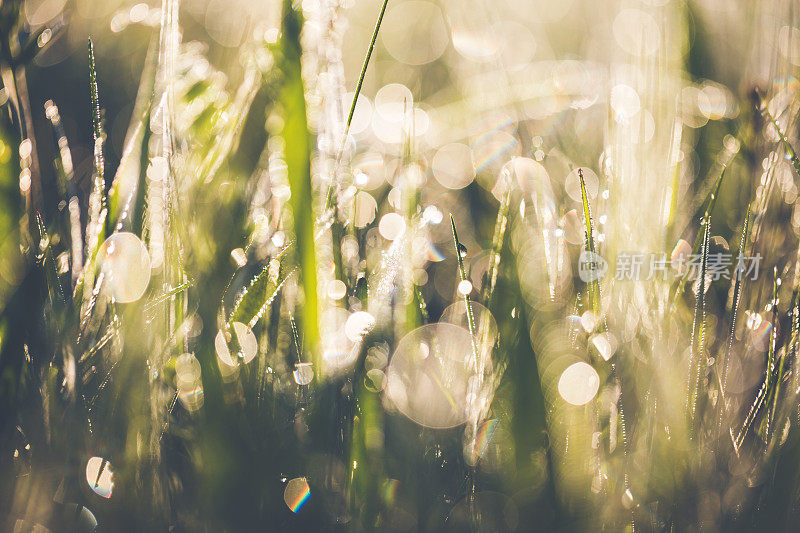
[228, 252, 293, 329]
[344, 0, 388, 143]
[481, 173, 511, 307]
[78, 39, 108, 323]
[323, 0, 389, 214]
[578, 168, 601, 316]
[718, 206, 750, 436]
[450, 214, 478, 347]
[687, 215, 710, 430]
[280, 0, 319, 375]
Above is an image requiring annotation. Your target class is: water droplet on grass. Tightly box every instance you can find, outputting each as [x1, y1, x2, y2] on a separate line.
[85, 457, 114, 498]
[293, 363, 314, 386]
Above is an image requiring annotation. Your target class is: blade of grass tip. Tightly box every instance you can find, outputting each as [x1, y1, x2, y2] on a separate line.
[687, 215, 710, 433]
[717, 206, 750, 437]
[144, 280, 194, 313]
[734, 375, 768, 452]
[450, 213, 483, 501]
[88, 39, 103, 147]
[228, 260, 294, 330]
[450, 215, 478, 349]
[669, 165, 728, 312]
[78, 39, 108, 325]
[323, 0, 390, 214]
[481, 167, 512, 308]
[280, 0, 320, 376]
[34, 212, 65, 307]
[344, 0, 388, 145]
[578, 167, 631, 520]
[289, 312, 302, 364]
[578, 168, 601, 318]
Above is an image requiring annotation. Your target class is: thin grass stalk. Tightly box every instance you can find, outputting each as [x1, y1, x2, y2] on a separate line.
[717, 207, 750, 438]
[322, 0, 389, 218]
[687, 216, 710, 433]
[481, 170, 512, 308]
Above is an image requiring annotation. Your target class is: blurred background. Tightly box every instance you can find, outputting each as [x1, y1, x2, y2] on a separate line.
[5, 0, 800, 531]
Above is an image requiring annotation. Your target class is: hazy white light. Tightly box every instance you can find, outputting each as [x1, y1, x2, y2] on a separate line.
[374, 84, 413, 122]
[580, 311, 598, 333]
[561, 210, 584, 245]
[379, 213, 406, 240]
[779, 26, 800, 66]
[327, 279, 347, 300]
[147, 156, 168, 181]
[345, 311, 376, 342]
[441, 300, 498, 348]
[610, 84, 640, 120]
[25, 0, 68, 25]
[19, 139, 32, 159]
[320, 308, 361, 373]
[98, 233, 151, 303]
[497, 21, 536, 69]
[352, 152, 387, 191]
[613, 9, 660, 57]
[382, 2, 449, 65]
[176, 352, 204, 412]
[558, 362, 600, 405]
[432, 143, 475, 190]
[386, 323, 474, 428]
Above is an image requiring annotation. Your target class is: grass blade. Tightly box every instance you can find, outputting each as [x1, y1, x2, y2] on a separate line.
[280, 0, 320, 375]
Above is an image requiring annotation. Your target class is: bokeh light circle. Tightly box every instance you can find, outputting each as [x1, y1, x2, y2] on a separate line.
[284, 477, 311, 513]
[432, 143, 476, 190]
[386, 323, 474, 428]
[98, 232, 151, 303]
[382, 1, 449, 65]
[557, 362, 600, 405]
[85, 456, 114, 498]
